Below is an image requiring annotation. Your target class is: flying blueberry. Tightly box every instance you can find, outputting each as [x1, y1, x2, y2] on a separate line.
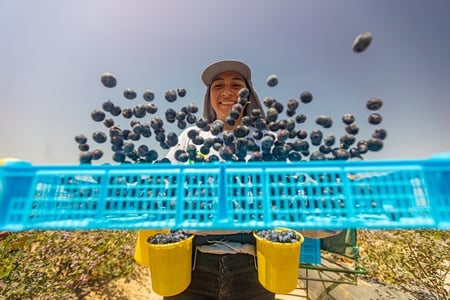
[352, 32, 373, 53]
[266, 74, 279, 87]
[75, 134, 87, 144]
[100, 72, 117, 88]
[91, 110, 106, 122]
[102, 100, 115, 112]
[300, 91, 313, 104]
[165, 89, 177, 102]
[123, 88, 137, 100]
[174, 88, 187, 98]
[143, 89, 155, 102]
[368, 113, 383, 125]
[366, 97, 383, 110]
[92, 131, 107, 143]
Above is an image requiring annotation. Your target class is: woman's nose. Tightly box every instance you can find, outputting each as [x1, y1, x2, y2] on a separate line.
[221, 89, 234, 98]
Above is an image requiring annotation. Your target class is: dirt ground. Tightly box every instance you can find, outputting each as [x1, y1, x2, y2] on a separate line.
[84, 265, 161, 300]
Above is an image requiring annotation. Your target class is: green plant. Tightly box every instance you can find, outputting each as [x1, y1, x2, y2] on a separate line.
[358, 230, 450, 300]
[0, 230, 136, 299]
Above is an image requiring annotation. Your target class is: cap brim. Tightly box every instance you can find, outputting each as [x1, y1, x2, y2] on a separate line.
[201, 60, 252, 85]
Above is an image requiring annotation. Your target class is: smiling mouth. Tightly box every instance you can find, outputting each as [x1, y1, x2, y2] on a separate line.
[220, 101, 236, 105]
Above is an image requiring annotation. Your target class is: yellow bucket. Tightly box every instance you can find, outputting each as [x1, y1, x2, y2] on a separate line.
[147, 233, 195, 296]
[134, 229, 170, 267]
[253, 228, 304, 294]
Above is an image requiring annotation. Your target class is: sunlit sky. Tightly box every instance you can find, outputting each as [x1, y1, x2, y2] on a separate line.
[1, 0, 449, 165]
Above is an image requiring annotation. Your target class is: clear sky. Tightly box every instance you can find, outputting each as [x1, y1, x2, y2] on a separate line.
[1, 0, 449, 164]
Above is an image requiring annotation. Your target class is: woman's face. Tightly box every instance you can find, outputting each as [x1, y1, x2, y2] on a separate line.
[209, 71, 247, 124]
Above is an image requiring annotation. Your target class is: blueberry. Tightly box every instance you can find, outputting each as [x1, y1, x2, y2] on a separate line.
[333, 148, 350, 160]
[249, 151, 263, 162]
[372, 128, 387, 140]
[113, 151, 126, 163]
[323, 134, 335, 146]
[345, 123, 359, 135]
[143, 89, 155, 102]
[123, 88, 137, 100]
[266, 108, 279, 122]
[272, 101, 284, 114]
[261, 135, 275, 150]
[122, 108, 133, 119]
[192, 135, 204, 146]
[368, 113, 383, 125]
[225, 116, 236, 127]
[319, 145, 332, 154]
[241, 116, 253, 127]
[310, 151, 326, 161]
[277, 129, 290, 142]
[340, 134, 356, 147]
[165, 89, 177, 102]
[187, 129, 199, 140]
[146, 103, 158, 114]
[186, 144, 197, 159]
[268, 121, 279, 131]
[110, 135, 124, 147]
[109, 127, 122, 137]
[123, 142, 135, 153]
[252, 130, 263, 140]
[229, 109, 241, 120]
[79, 151, 93, 164]
[349, 148, 362, 160]
[222, 131, 235, 146]
[150, 117, 164, 130]
[177, 88, 187, 97]
[187, 103, 199, 114]
[288, 151, 302, 161]
[367, 138, 383, 151]
[263, 97, 276, 107]
[233, 125, 250, 138]
[310, 129, 323, 146]
[146, 150, 158, 162]
[111, 105, 122, 116]
[128, 132, 140, 141]
[186, 114, 197, 124]
[366, 97, 383, 110]
[103, 118, 115, 128]
[177, 120, 187, 129]
[342, 113, 355, 125]
[239, 88, 250, 98]
[132, 123, 143, 135]
[134, 105, 147, 118]
[102, 100, 115, 112]
[238, 96, 248, 106]
[176, 111, 187, 121]
[175, 150, 189, 162]
[286, 109, 296, 117]
[91, 149, 104, 160]
[315, 115, 333, 128]
[78, 143, 89, 151]
[352, 32, 373, 53]
[75, 134, 87, 144]
[300, 91, 313, 104]
[100, 73, 117, 88]
[287, 98, 299, 111]
[196, 117, 208, 129]
[295, 114, 307, 124]
[219, 146, 234, 161]
[137, 145, 149, 157]
[92, 131, 107, 143]
[155, 132, 166, 143]
[165, 108, 177, 123]
[91, 110, 106, 122]
[296, 129, 308, 139]
[254, 118, 267, 130]
[266, 74, 279, 87]
[166, 132, 178, 147]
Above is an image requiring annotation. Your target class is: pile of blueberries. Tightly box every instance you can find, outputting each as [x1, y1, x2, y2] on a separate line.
[255, 229, 301, 243]
[74, 32, 384, 164]
[147, 230, 191, 245]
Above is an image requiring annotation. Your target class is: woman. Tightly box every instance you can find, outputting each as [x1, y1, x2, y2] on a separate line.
[164, 59, 275, 300]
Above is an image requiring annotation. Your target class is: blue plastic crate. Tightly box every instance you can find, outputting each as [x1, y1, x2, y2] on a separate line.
[300, 237, 321, 264]
[1, 156, 449, 231]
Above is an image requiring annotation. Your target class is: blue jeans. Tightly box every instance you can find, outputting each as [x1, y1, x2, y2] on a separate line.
[163, 252, 275, 300]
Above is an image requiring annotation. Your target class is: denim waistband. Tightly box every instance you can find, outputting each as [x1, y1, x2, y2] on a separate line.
[193, 233, 256, 247]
